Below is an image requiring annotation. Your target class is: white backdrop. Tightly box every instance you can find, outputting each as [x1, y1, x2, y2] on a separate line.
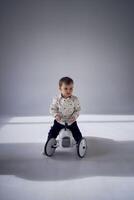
[0, 0, 134, 116]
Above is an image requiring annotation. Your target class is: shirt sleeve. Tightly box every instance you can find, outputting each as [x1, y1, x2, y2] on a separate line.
[72, 97, 81, 120]
[49, 96, 59, 118]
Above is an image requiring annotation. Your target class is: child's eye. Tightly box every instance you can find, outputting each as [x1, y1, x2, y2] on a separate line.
[65, 88, 68, 90]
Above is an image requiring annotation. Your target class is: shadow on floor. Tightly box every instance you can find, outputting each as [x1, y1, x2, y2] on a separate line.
[0, 136, 134, 181]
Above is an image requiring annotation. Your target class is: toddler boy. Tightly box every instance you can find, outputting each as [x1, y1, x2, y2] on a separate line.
[47, 76, 82, 143]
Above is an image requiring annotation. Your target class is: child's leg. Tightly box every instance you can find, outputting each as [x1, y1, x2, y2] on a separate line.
[47, 119, 65, 140]
[68, 121, 82, 143]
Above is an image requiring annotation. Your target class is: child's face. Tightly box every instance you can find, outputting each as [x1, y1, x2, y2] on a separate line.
[59, 83, 74, 98]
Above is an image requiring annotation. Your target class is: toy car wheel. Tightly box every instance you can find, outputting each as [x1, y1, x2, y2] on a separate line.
[77, 137, 87, 158]
[44, 138, 57, 157]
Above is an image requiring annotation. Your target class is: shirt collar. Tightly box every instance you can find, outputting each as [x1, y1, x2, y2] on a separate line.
[59, 93, 72, 99]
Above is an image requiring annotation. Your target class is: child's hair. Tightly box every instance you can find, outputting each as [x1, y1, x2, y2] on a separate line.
[59, 77, 74, 87]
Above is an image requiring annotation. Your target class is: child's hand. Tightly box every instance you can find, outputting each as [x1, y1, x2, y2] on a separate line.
[55, 114, 61, 122]
[68, 116, 76, 123]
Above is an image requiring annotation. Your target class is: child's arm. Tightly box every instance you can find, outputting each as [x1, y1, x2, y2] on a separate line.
[71, 97, 81, 120]
[49, 96, 60, 118]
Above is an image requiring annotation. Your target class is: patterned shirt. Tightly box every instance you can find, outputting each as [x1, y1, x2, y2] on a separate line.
[49, 93, 81, 125]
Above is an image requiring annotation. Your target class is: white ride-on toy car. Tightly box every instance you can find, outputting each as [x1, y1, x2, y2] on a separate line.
[44, 122, 87, 158]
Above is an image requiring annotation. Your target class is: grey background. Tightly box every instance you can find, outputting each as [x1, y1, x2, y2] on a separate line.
[0, 0, 134, 116]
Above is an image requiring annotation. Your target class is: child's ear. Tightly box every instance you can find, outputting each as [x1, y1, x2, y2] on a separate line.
[59, 86, 61, 91]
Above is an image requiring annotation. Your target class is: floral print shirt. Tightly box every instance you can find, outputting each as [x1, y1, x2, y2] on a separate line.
[49, 93, 81, 125]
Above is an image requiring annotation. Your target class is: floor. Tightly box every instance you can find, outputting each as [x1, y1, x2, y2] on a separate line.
[0, 115, 134, 200]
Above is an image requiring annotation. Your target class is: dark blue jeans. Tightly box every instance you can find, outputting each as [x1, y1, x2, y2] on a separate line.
[48, 119, 82, 143]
